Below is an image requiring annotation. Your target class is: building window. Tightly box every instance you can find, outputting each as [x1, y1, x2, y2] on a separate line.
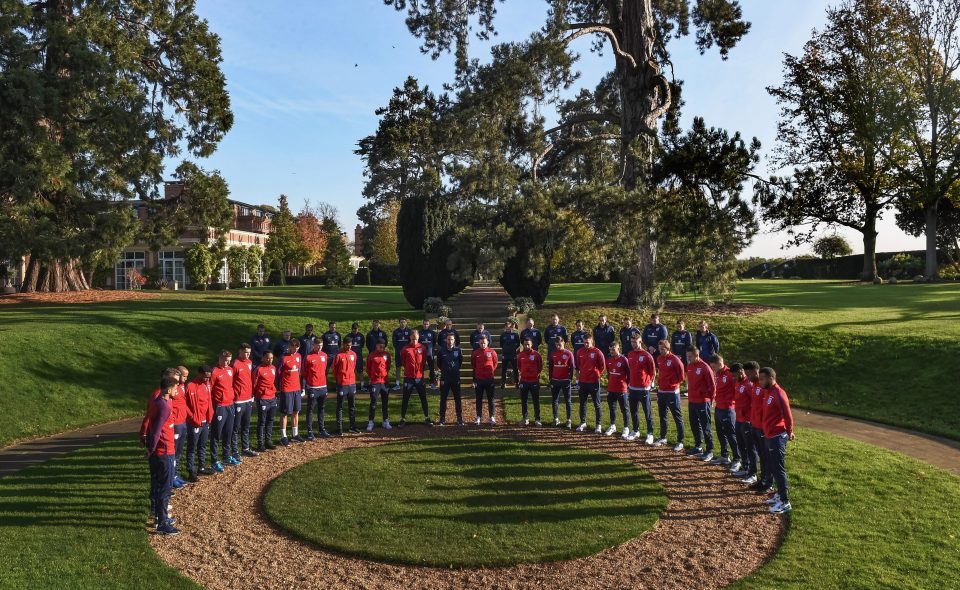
[159, 250, 187, 288]
[115, 251, 145, 290]
[218, 257, 229, 285]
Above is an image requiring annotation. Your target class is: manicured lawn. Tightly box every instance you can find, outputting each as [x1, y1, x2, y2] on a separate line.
[263, 437, 666, 567]
[0, 285, 415, 448]
[538, 280, 960, 439]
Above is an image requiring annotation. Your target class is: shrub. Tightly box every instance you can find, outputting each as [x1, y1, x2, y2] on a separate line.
[508, 297, 536, 316]
[879, 253, 924, 279]
[937, 263, 960, 280]
[356, 266, 372, 286]
[888, 276, 899, 284]
[423, 297, 446, 315]
[185, 243, 215, 290]
[141, 266, 161, 289]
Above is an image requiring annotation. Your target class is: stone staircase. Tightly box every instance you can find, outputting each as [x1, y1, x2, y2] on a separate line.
[444, 281, 513, 386]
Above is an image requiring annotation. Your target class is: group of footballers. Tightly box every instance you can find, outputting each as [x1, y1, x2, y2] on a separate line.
[141, 313, 795, 537]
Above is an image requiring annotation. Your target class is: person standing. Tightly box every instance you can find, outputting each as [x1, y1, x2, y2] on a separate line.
[642, 314, 669, 359]
[333, 341, 360, 435]
[184, 366, 213, 480]
[575, 334, 605, 434]
[419, 319, 437, 387]
[347, 323, 366, 390]
[592, 315, 616, 361]
[710, 354, 741, 469]
[618, 318, 641, 357]
[499, 320, 520, 389]
[365, 340, 392, 431]
[253, 353, 277, 451]
[685, 347, 716, 461]
[366, 319, 388, 354]
[278, 339, 303, 446]
[321, 322, 341, 384]
[549, 336, 576, 428]
[470, 321, 492, 350]
[231, 345, 257, 458]
[210, 350, 238, 471]
[745, 361, 769, 490]
[605, 342, 630, 438]
[399, 330, 432, 427]
[471, 335, 498, 425]
[655, 340, 685, 452]
[544, 314, 568, 359]
[570, 320, 588, 355]
[145, 374, 180, 535]
[437, 318, 461, 348]
[250, 324, 272, 366]
[671, 320, 693, 368]
[436, 333, 464, 426]
[302, 343, 329, 439]
[520, 318, 542, 353]
[392, 318, 412, 390]
[759, 367, 795, 514]
[517, 338, 543, 426]
[696, 320, 720, 361]
[299, 323, 318, 356]
[171, 367, 189, 488]
[626, 336, 656, 444]
[731, 363, 757, 481]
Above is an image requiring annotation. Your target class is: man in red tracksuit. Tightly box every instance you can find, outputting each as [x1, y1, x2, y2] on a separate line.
[278, 338, 304, 446]
[710, 354, 741, 470]
[655, 340, 686, 452]
[549, 336, 576, 428]
[731, 363, 757, 481]
[231, 345, 257, 458]
[210, 350, 239, 471]
[745, 361, 768, 489]
[171, 366, 190, 488]
[333, 341, 360, 434]
[686, 347, 716, 461]
[145, 373, 181, 535]
[139, 367, 182, 445]
[253, 352, 277, 451]
[759, 367, 795, 514]
[185, 366, 214, 480]
[626, 335, 656, 444]
[605, 342, 630, 438]
[302, 344, 329, 439]
[366, 340, 392, 430]
[575, 334, 605, 434]
[400, 330, 433, 427]
[472, 335, 499, 425]
[517, 338, 543, 426]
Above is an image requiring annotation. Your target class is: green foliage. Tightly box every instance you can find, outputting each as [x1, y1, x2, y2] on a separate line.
[397, 193, 469, 308]
[264, 195, 307, 279]
[140, 266, 161, 289]
[245, 246, 264, 286]
[355, 265, 372, 286]
[142, 163, 233, 251]
[321, 218, 354, 289]
[813, 235, 854, 259]
[226, 247, 248, 287]
[184, 243, 214, 290]
[878, 253, 924, 280]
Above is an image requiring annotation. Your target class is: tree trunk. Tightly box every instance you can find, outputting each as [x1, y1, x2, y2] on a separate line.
[860, 211, 879, 281]
[616, 0, 668, 305]
[924, 201, 939, 279]
[19, 255, 89, 293]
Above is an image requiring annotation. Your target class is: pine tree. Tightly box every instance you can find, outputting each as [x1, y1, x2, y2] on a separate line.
[264, 195, 307, 283]
[322, 218, 354, 288]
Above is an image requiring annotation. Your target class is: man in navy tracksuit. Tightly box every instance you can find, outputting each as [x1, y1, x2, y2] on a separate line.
[642, 314, 669, 358]
[321, 322, 342, 385]
[618, 317, 641, 356]
[366, 319, 388, 354]
[347, 322, 365, 389]
[520, 318, 542, 353]
[544, 314, 568, 358]
[696, 320, 720, 360]
[593, 315, 616, 360]
[419, 319, 437, 386]
[392, 318, 411, 390]
[438, 318, 460, 348]
[299, 323, 318, 356]
[250, 324, 272, 366]
[671, 319, 693, 367]
[500, 320, 520, 389]
[570, 320, 588, 355]
[470, 322, 492, 350]
[436, 333, 464, 425]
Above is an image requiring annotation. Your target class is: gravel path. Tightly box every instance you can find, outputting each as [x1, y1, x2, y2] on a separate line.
[150, 398, 784, 590]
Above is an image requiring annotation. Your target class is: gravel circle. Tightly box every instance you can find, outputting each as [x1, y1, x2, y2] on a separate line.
[150, 399, 785, 589]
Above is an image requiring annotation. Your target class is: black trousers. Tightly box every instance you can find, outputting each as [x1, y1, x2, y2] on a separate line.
[368, 383, 389, 422]
[257, 399, 277, 448]
[519, 382, 541, 420]
[628, 388, 654, 435]
[336, 386, 357, 430]
[439, 380, 462, 423]
[210, 404, 235, 464]
[606, 391, 628, 428]
[304, 387, 328, 434]
[474, 379, 496, 420]
[231, 402, 253, 453]
[578, 383, 601, 425]
[401, 379, 429, 420]
[550, 380, 572, 422]
[149, 454, 174, 525]
[173, 423, 187, 477]
[186, 421, 208, 474]
[736, 421, 757, 475]
[689, 402, 714, 452]
[500, 357, 518, 387]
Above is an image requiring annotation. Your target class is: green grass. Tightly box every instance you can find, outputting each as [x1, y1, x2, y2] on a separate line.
[0, 285, 415, 448]
[538, 280, 960, 439]
[262, 437, 667, 567]
[0, 437, 198, 590]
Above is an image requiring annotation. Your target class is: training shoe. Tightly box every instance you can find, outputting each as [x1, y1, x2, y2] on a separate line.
[553, 417, 560, 427]
[437, 420, 446, 427]
[398, 419, 407, 428]
[367, 420, 374, 432]
[641, 434, 652, 445]
[621, 428, 631, 439]
[686, 447, 704, 456]
[575, 423, 587, 432]
[172, 478, 186, 489]
[198, 467, 214, 476]
[566, 419, 573, 429]
[228, 456, 242, 466]
[700, 452, 714, 462]
[711, 456, 729, 465]
[523, 418, 530, 426]
[243, 449, 259, 458]
[155, 524, 181, 536]
[318, 430, 331, 438]
[425, 417, 435, 427]
[213, 462, 224, 473]
[732, 469, 749, 478]
[266, 441, 277, 449]
[474, 417, 482, 425]
[305, 433, 316, 442]
[625, 431, 637, 441]
[488, 418, 496, 426]
[187, 472, 199, 483]
[349, 426, 361, 434]
[672, 443, 684, 452]
[765, 493, 781, 505]
[755, 486, 773, 495]
[730, 461, 742, 472]
[280, 437, 289, 446]
[604, 425, 617, 436]
[292, 435, 305, 443]
[594, 425, 603, 434]
[383, 420, 392, 430]
[652, 438, 665, 447]
[534, 420, 542, 427]
[770, 501, 792, 514]
[741, 475, 758, 485]
[457, 419, 465, 426]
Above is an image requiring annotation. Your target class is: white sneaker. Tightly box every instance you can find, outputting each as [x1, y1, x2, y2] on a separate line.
[765, 493, 780, 506]
[383, 420, 392, 430]
[653, 438, 665, 447]
[730, 461, 742, 472]
[626, 431, 637, 441]
[604, 425, 617, 436]
[489, 418, 497, 426]
[575, 423, 587, 432]
[770, 501, 792, 514]
[672, 443, 684, 452]
[566, 419, 572, 429]
[366, 420, 374, 432]
[523, 418, 529, 426]
[645, 434, 655, 445]
[474, 417, 482, 425]
[594, 425, 603, 434]
[621, 427, 631, 439]
[553, 417, 560, 426]
[742, 475, 758, 485]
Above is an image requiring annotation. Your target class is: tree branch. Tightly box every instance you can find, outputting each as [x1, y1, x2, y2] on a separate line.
[563, 24, 637, 68]
[544, 112, 620, 135]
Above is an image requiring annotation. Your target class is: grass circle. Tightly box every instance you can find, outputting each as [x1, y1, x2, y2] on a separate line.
[263, 437, 668, 568]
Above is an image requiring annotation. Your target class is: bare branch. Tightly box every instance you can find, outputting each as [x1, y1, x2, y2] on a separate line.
[563, 24, 637, 68]
[544, 112, 620, 135]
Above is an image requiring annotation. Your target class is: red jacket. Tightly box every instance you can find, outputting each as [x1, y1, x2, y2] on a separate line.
[232, 359, 254, 402]
[210, 365, 235, 406]
[334, 350, 358, 386]
[517, 350, 543, 383]
[303, 351, 328, 388]
[401, 344, 426, 379]
[761, 383, 794, 438]
[748, 379, 765, 427]
[253, 365, 277, 400]
[171, 384, 188, 424]
[366, 350, 390, 384]
[606, 354, 629, 393]
[185, 378, 213, 427]
[146, 396, 175, 456]
[687, 359, 716, 403]
[139, 388, 162, 439]
[575, 346, 605, 384]
[280, 354, 302, 393]
[626, 349, 656, 390]
[656, 353, 685, 392]
[714, 366, 736, 410]
[734, 379, 752, 423]
[472, 347, 498, 381]
[549, 348, 575, 381]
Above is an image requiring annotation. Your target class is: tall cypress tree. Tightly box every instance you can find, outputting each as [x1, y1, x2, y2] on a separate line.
[397, 193, 467, 308]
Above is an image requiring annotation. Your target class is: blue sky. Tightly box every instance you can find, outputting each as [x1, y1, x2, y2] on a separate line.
[186, 0, 923, 258]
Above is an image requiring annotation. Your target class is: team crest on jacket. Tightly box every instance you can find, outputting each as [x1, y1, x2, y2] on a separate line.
[485, 352, 492, 358]
[666, 360, 672, 367]
[590, 353, 595, 358]
[695, 368, 701, 375]
[529, 354, 535, 360]
[767, 396, 773, 405]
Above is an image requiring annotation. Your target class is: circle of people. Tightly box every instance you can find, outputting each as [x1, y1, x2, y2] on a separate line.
[141, 312, 796, 536]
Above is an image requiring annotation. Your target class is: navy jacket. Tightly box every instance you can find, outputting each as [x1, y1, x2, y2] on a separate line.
[500, 331, 520, 358]
[346, 332, 364, 356]
[419, 328, 437, 357]
[570, 330, 588, 354]
[436, 345, 463, 381]
[593, 324, 616, 356]
[250, 333, 272, 365]
[520, 327, 542, 350]
[642, 323, 668, 351]
[366, 329, 388, 353]
[544, 324, 568, 354]
[392, 327, 412, 353]
[437, 327, 461, 350]
[618, 326, 641, 354]
[470, 329, 492, 350]
[696, 331, 720, 360]
[671, 330, 693, 361]
[299, 333, 318, 356]
[321, 330, 341, 357]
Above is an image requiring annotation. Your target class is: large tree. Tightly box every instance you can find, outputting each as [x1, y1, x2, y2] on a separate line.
[759, 0, 908, 281]
[385, 0, 750, 304]
[264, 194, 307, 282]
[0, 0, 232, 291]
